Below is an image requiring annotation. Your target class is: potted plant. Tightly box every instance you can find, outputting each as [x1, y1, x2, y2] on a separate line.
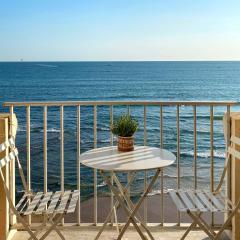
[111, 114, 138, 151]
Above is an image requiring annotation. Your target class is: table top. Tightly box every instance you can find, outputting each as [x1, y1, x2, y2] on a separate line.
[80, 146, 176, 171]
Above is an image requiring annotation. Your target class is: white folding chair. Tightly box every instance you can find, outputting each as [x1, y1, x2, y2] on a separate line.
[0, 137, 79, 240]
[169, 135, 240, 240]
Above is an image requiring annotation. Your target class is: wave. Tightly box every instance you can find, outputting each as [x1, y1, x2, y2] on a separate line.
[40, 128, 60, 133]
[17, 127, 26, 132]
[97, 181, 107, 187]
[18, 127, 60, 133]
[181, 150, 225, 159]
[147, 189, 169, 196]
[99, 127, 109, 131]
[36, 64, 58, 68]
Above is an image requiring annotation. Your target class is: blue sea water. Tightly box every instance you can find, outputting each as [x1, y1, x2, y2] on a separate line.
[0, 61, 240, 200]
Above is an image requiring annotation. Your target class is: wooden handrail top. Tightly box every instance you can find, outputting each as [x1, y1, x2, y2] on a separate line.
[3, 100, 240, 107]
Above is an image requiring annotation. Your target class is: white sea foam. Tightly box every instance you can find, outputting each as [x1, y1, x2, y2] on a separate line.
[97, 181, 107, 187]
[182, 150, 225, 159]
[147, 189, 169, 196]
[44, 128, 60, 133]
[36, 64, 58, 68]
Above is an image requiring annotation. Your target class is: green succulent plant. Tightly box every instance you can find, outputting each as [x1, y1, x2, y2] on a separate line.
[111, 114, 138, 137]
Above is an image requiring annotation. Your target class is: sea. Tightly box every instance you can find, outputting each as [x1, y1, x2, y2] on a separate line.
[0, 61, 240, 201]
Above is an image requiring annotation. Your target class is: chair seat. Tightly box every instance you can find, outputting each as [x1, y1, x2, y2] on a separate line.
[169, 189, 232, 212]
[16, 190, 79, 215]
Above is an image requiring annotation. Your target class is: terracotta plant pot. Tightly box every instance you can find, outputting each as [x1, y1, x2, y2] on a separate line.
[118, 136, 134, 152]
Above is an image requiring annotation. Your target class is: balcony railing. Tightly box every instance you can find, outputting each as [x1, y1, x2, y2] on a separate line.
[3, 100, 236, 229]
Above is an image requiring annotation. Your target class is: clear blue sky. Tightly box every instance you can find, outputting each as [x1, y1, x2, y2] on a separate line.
[1, 0, 240, 61]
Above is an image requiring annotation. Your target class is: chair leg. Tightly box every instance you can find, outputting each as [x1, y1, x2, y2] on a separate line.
[28, 215, 51, 240]
[27, 225, 45, 240]
[180, 213, 206, 240]
[180, 221, 197, 240]
[27, 214, 65, 240]
[187, 211, 215, 240]
[214, 209, 238, 239]
[38, 213, 66, 240]
[49, 218, 65, 240]
[16, 214, 39, 240]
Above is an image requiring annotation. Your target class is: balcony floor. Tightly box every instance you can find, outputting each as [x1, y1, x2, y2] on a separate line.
[11, 228, 230, 240]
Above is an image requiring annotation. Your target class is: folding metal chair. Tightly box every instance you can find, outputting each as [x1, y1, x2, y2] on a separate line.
[169, 135, 240, 240]
[0, 137, 79, 240]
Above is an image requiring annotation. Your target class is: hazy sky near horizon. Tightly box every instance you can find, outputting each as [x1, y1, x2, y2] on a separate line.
[1, 0, 240, 61]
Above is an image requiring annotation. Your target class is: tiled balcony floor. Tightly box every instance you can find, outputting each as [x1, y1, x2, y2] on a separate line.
[11, 228, 230, 240]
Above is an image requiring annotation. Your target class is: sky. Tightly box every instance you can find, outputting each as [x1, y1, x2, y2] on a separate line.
[0, 0, 240, 61]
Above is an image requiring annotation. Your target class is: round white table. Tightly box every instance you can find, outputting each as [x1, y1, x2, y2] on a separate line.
[81, 146, 175, 240]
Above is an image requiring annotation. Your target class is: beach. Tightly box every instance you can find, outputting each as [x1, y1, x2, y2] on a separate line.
[64, 194, 223, 225]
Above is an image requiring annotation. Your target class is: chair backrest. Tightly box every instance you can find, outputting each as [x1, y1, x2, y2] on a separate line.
[228, 136, 240, 159]
[0, 136, 28, 192]
[0, 137, 18, 169]
[214, 117, 231, 192]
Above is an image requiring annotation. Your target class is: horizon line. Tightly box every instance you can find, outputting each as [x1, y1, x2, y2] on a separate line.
[1, 59, 240, 63]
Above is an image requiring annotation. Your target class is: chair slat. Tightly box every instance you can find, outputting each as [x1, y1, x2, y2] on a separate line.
[0, 148, 18, 168]
[16, 194, 29, 213]
[231, 136, 240, 145]
[168, 190, 187, 212]
[218, 192, 233, 209]
[195, 190, 218, 212]
[213, 192, 232, 211]
[54, 191, 72, 213]
[203, 191, 225, 211]
[24, 192, 43, 215]
[35, 192, 53, 214]
[0, 137, 15, 152]
[185, 191, 207, 212]
[47, 191, 62, 214]
[228, 146, 240, 159]
[66, 190, 79, 213]
[178, 190, 197, 211]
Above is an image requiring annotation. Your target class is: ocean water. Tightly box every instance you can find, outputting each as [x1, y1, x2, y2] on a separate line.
[0, 61, 240, 200]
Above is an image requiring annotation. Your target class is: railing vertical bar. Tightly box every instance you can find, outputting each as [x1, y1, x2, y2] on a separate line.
[60, 106, 64, 192]
[26, 106, 31, 224]
[94, 105, 98, 225]
[77, 105, 81, 225]
[160, 105, 164, 226]
[60, 106, 64, 225]
[127, 105, 131, 208]
[110, 105, 114, 225]
[43, 106, 48, 194]
[177, 105, 180, 225]
[193, 106, 197, 189]
[226, 106, 231, 148]
[110, 106, 113, 146]
[160, 106, 163, 149]
[210, 106, 214, 226]
[10, 106, 16, 225]
[226, 105, 231, 221]
[43, 106, 48, 224]
[26, 106, 31, 191]
[144, 105, 147, 224]
[127, 105, 131, 115]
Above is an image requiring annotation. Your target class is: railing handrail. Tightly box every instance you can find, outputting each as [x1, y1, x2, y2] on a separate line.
[3, 100, 240, 107]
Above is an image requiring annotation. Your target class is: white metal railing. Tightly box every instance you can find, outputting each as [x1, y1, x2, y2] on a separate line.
[3, 100, 237, 228]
